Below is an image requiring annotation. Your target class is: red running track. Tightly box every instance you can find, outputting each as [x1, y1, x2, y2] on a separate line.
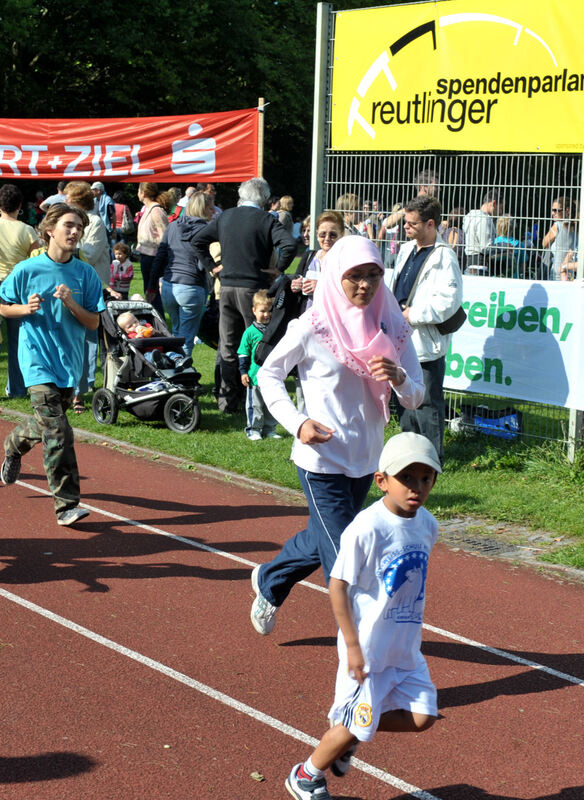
[0, 419, 582, 800]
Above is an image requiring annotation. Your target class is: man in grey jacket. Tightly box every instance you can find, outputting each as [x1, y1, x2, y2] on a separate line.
[386, 195, 462, 464]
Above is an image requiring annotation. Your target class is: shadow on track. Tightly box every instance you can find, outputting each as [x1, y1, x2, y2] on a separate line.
[422, 641, 583, 707]
[0, 752, 96, 783]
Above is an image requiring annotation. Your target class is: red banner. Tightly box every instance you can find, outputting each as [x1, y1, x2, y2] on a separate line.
[0, 108, 258, 183]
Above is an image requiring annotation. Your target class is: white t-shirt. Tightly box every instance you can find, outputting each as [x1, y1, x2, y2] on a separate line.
[257, 316, 423, 477]
[330, 498, 438, 672]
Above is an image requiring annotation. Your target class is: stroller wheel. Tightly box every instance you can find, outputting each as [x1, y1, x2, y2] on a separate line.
[92, 388, 119, 425]
[163, 393, 200, 433]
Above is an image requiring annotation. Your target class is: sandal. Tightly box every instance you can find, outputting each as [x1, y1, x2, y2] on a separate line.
[72, 398, 86, 414]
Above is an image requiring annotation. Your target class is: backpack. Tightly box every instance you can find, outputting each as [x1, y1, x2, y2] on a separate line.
[254, 274, 303, 366]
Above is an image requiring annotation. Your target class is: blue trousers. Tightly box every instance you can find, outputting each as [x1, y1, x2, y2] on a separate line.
[257, 468, 373, 607]
[3, 316, 27, 398]
[161, 280, 207, 357]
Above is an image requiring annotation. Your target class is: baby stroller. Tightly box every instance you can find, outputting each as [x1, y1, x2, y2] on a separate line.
[92, 300, 203, 433]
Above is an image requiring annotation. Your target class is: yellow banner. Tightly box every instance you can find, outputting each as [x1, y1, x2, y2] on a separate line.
[331, 0, 584, 152]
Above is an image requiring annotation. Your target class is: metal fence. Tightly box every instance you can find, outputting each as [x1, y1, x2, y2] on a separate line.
[311, 2, 583, 450]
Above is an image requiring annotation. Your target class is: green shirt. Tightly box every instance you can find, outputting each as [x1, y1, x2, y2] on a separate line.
[237, 322, 265, 385]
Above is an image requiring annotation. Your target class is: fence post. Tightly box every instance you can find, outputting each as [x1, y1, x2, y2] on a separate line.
[566, 152, 584, 463]
[309, 2, 332, 249]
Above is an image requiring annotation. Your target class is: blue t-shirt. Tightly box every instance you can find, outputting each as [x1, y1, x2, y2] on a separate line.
[0, 253, 106, 388]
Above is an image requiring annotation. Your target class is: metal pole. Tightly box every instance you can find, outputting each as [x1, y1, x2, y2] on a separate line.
[309, 3, 332, 249]
[257, 97, 265, 177]
[566, 152, 584, 462]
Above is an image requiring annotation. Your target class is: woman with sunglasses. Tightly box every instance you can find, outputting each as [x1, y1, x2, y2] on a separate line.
[250, 236, 424, 636]
[291, 210, 345, 311]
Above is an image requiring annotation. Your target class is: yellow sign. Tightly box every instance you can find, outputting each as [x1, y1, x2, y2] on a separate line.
[331, 0, 584, 152]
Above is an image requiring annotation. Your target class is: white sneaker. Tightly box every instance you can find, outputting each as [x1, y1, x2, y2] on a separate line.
[250, 565, 278, 635]
[265, 432, 282, 439]
[247, 432, 262, 441]
[57, 507, 90, 527]
[285, 764, 331, 799]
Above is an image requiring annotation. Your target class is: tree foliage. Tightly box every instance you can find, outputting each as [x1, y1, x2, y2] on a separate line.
[0, 0, 380, 210]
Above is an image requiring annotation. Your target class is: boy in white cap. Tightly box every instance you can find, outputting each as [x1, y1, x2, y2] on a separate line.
[286, 432, 441, 800]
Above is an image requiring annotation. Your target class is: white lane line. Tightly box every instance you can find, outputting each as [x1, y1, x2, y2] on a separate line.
[424, 624, 584, 688]
[0, 587, 441, 800]
[15, 480, 584, 688]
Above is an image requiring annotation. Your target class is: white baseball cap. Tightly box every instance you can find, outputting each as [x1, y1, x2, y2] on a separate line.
[378, 432, 442, 475]
[91, 181, 105, 191]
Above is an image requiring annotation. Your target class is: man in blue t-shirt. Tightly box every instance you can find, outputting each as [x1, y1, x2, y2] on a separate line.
[0, 204, 106, 526]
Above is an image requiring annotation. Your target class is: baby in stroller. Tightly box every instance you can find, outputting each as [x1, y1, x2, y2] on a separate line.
[117, 311, 193, 372]
[92, 299, 202, 433]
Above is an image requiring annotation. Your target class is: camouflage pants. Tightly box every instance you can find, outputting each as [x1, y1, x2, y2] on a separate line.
[4, 383, 80, 515]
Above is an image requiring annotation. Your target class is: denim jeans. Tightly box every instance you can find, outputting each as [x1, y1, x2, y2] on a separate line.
[161, 280, 207, 356]
[75, 329, 98, 395]
[257, 469, 373, 606]
[245, 385, 277, 437]
[2, 316, 26, 397]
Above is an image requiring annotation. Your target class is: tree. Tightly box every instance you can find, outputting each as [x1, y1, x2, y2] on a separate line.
[0, 0, 381, 211]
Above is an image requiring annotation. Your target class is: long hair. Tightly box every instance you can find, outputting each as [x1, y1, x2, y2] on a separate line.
[39, 203, 89, 245]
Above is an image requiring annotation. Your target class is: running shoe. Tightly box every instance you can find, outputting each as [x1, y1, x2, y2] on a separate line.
[285, 763, 331, 799]
[250, 565, 278, 634]
[57, 507, 90, 526]
[1, 453, 21, 485]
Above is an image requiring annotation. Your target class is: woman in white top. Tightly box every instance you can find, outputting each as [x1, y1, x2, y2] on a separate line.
[136, 183, 170, 316]
[250, 236, 424, 635]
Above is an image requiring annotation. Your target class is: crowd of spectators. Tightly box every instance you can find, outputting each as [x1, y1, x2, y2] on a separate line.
[0, 173, 579, 521]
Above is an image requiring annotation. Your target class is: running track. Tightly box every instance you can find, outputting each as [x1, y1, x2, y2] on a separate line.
[0, 418, 582, 800]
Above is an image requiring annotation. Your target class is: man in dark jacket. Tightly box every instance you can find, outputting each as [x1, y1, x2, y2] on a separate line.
[193, 177, 296, 413]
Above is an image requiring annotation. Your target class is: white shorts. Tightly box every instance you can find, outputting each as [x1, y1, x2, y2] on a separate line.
[328, 653, 437, 742]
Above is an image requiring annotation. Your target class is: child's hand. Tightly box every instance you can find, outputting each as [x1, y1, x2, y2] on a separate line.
[347, 643, 368, 685]
[241, 374, 250, 387]
[136, 325, 153, 338]
[368, 355, 405, 386]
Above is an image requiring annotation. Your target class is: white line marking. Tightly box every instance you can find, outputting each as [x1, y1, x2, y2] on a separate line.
[424, 624, 584, 688]
[0, 587, 442, 800]
[14, 480, 584, 688]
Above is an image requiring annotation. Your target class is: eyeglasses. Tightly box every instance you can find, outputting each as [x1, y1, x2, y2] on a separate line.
[317, 230, 339, 240]
[342, 271, 383, 286]
[551, 207, 561, 213]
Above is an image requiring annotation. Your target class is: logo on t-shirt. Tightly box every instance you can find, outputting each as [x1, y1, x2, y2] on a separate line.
[380, 547, 429, 623]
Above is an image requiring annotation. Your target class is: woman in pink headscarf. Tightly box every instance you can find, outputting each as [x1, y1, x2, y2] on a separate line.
[250, 236, 424, 635]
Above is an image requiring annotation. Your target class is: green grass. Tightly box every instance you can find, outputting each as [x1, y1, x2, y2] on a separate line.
[2, 272, 584, 570]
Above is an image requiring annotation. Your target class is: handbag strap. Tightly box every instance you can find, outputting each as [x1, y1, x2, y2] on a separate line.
[404, 245, 436, 308]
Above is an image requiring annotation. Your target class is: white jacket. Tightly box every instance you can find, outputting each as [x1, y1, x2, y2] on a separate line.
[386, 239, 463, 362]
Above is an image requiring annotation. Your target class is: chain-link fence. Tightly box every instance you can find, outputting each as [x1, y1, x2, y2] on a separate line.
[311, 3, 582, 449]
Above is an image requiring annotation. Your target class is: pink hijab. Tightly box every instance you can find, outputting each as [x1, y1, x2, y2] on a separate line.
[308, 236, 412, 422]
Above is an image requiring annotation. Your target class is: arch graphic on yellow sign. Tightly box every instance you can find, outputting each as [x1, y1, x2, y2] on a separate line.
[331, 0, 584, 153]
